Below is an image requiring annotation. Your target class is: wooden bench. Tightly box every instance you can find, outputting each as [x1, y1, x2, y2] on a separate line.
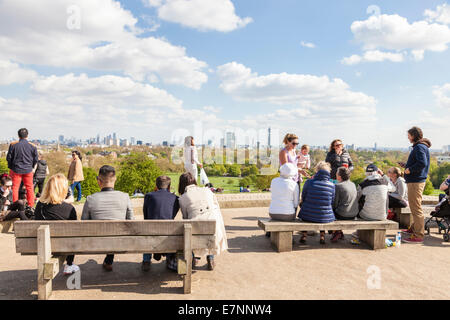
[14, 220, 216, 300]
[258, 218, 399, 252]
[1, 218, 19, 233]
[393, 208, 412, 229]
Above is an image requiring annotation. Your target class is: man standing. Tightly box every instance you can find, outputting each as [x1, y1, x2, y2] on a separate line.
[142, 175, 180, 272]
[402, 126, 431, 244]
[7, 128, 38, 207]
[81, 165, 134, 271]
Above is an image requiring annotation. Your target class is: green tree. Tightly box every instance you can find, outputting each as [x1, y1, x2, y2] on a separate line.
[115, 153, 163, 195]
[423, 178, 434, 195]
[255, 173, 279, 190]
[0, 158, 8, 175]
[227, 164, 241, 177]
[239, 176, 253, 188]
[80, 167, 101, 197]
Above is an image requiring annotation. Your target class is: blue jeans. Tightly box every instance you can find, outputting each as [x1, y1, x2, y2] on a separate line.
[143, 253, 152, 262]
[71, 181, 82, 201]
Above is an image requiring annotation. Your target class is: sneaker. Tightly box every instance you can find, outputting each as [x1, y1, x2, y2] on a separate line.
[141, 261, 151, 272]
[153, 254, 162, 261]
[403, 235, 424, 244]
[102, 262, 113, 272]
[401, 228, 413, 234]
[331, 231, 344, 243]
[63, 264, 80, 275]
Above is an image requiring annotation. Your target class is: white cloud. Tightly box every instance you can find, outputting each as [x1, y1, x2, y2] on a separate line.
[202, 106, 222, 113]
[0, 0, 208, 89]
[0, 60, 38, 85]
[344, 7, 450, 64]
[425, 3, 450, 25]
[145, 0, 253, 32]
[433, 83, 450, 109]
[300, 41, 316, 48]
[216, 62, 377, 112]
[341, 50, 404, 65]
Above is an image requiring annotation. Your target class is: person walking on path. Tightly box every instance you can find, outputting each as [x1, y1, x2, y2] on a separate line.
[33, 152, 49, 198]
[67, 150, 84, 202]
[401, 127, 431, 244]
[325, 139, 354, 182]
[6, 128, 38, 207]
[184, 136, 202, 183]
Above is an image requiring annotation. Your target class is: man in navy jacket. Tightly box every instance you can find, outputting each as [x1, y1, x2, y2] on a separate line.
[7, 128, 38, 207]
[142, 175, 180, 271]
[402, 127, 431, 243]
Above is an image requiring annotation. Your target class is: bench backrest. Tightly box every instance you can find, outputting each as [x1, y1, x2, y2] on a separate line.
[14, 220, 216, 255]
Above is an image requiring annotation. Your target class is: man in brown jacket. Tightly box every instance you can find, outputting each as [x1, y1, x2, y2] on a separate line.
[67, 150, 84, 202]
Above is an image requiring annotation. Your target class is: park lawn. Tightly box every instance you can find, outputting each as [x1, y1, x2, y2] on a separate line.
[165, 172, 255, 194]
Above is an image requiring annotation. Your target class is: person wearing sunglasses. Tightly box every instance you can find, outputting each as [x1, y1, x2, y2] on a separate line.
[279, 134, 300, 184]
[0, 174, 29, 221]
[325, 139, 354, 183]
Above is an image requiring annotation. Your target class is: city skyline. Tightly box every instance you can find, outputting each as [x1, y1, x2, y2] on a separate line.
[1, 1, 450, 148]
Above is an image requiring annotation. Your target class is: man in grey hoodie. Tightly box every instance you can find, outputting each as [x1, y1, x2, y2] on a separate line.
[357, 164, 395, 221]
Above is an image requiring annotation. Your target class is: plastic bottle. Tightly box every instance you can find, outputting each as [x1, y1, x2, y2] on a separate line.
[396, 232, 401, 247]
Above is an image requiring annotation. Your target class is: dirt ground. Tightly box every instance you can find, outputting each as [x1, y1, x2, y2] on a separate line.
[1, 206, 449, 300]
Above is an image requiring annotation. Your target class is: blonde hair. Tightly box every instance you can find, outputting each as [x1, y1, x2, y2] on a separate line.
[388, 167, 403, 178]
[283, 133, 298, 145]
[40, 174, 69, 205]
[329, 139, 343, 152]
[315, 161, 331, 173]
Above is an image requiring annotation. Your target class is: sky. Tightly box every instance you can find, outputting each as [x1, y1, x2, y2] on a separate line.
[0, 0, 449, 148]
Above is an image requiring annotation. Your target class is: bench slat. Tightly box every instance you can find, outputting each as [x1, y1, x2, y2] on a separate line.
[14, 220, 216, 238]
[258, 218, 398, 232]
[15, 235, 216, 255]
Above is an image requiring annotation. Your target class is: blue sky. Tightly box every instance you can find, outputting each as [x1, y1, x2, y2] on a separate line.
[0, 0, 449, 148]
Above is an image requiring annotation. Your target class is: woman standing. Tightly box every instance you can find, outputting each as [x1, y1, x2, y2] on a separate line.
[401, 127, 431, 244]
[325, 139, 354, 182]
[184, 136, 202, 183]
[67, 150, 84, 202]
[387, 167, 408, 209]
[279, 133, 300, 184]
[35, 174, 79, 275]
[178, 172, 228, 270]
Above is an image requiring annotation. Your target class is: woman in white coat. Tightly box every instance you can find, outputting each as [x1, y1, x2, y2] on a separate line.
[184, 136, 202, 182]
[178, 172, 228, 270]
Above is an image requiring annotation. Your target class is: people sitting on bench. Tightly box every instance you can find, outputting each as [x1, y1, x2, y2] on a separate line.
[34, 174, 79, 275]
[178, 172, 228, 271]
[357, 164, 394, 221]
[142, 175, 180, 272]
[387, 167, 408, 209]
[0, 174, 29, 221]
[81, 165, 134, 272]
[331, 167, 359, 242]
[298, 161, 336, 244]
[269, 163, 299, 222]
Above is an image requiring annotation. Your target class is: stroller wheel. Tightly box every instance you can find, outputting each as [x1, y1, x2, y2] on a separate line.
[443, 234, 450, 242]
[426, 226, 430, 235]
[439, 228, 443, 234]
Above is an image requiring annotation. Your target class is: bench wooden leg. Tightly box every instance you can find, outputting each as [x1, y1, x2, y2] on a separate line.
[270, 231, 293, 252]
[37, 225, 52, 300]
[183, 224, 192, 294]
[358, 229, 385, 250]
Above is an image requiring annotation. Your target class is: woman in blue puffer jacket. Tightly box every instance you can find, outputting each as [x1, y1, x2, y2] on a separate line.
[298, 161, 336, 244]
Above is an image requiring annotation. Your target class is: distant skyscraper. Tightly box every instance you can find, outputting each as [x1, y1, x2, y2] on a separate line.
[162, 141, 168, 147]
[268, 127, 271, 148]
[130, 137, 135, 145]
[58, 135, 64, 144]
[374, 142, 377, 151]
[137, 140, 143, 146]
[113, 133, 117, 140]
[225, 132, 236, 149]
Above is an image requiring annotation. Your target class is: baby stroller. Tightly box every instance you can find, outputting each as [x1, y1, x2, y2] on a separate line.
[425, 195, 450, 242]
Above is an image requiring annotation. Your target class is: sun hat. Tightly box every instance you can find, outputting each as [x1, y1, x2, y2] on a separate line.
[280, 163, 297, 178]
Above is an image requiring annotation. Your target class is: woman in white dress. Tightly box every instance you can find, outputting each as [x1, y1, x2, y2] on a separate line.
[184, 136, 202, 182]
[178, 172, 228, 270]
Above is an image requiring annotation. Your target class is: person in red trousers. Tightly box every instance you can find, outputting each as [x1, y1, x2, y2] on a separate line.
[6, 128, 38, 207]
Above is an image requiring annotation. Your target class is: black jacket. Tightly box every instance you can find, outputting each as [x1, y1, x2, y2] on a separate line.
[34, 160, 48, 179]
[143, 189, 180, 220]
[325, 149, 354, 180]
[7, 139, 38, 174]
